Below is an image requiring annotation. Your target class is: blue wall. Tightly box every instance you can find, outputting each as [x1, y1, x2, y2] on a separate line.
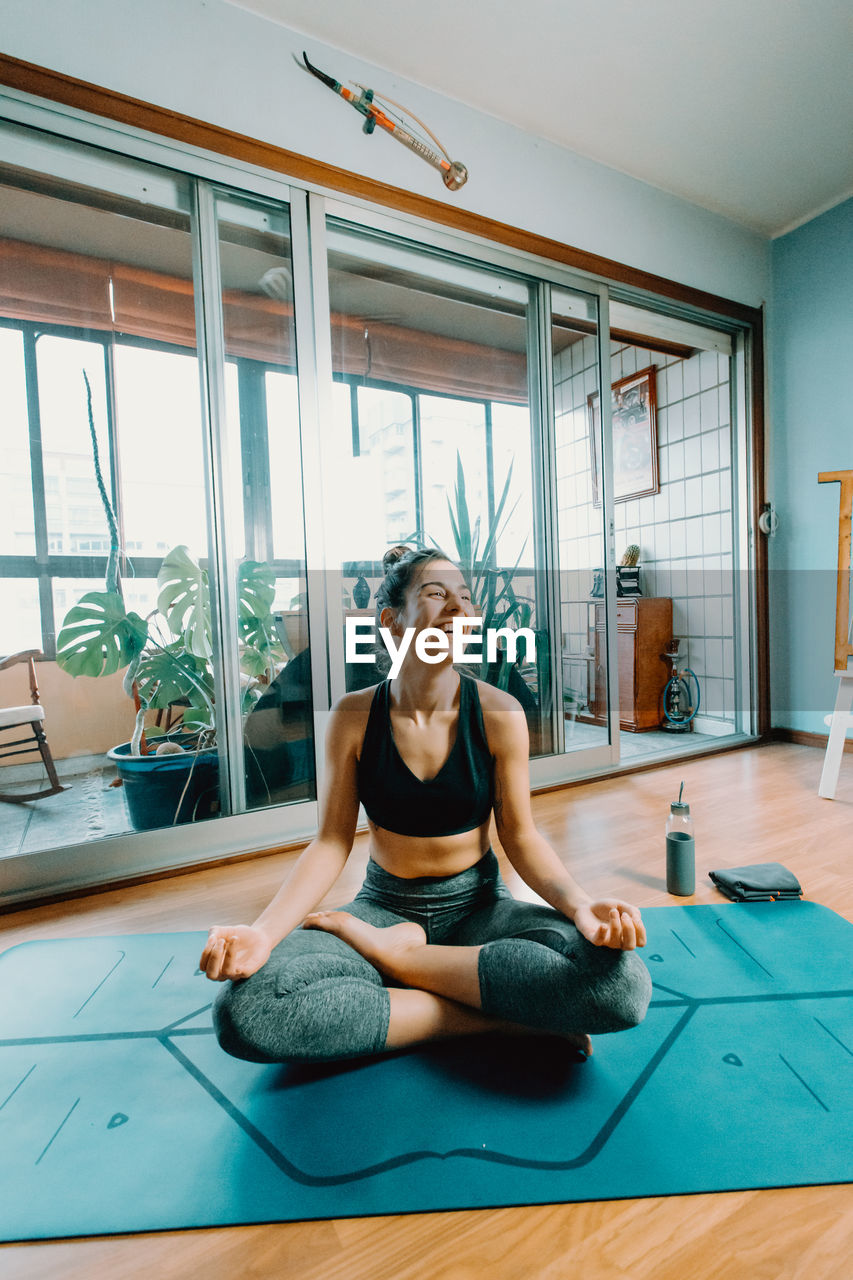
[769, 198, 853, 731]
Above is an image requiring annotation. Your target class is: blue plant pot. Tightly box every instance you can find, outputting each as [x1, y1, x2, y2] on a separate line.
[108, 741, 219, 831]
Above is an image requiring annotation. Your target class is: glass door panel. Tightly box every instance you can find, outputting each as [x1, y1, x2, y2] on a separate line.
[550, 287, 616, 766]
[324, 221, 548, 743]
[0, 137, 228, 849]
[322, 221, 616, 776]
[605, 331, 743, 760]
[213, 192, 315, 811]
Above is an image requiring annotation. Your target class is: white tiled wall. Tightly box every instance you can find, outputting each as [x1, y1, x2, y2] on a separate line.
[555, 336, 736, 730]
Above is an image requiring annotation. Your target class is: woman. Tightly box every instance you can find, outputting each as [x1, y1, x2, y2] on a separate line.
[202, 547, 651, 1063]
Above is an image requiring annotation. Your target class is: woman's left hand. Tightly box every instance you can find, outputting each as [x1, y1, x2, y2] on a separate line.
[573, 901, 647, 950]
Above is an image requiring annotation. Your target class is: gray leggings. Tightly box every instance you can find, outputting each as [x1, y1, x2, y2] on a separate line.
[213, 851, 652, 1064]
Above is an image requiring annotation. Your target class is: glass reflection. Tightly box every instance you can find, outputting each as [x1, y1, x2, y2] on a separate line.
[215, 194, 315, 810]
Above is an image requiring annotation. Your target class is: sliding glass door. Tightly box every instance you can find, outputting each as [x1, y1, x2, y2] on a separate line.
[0, 123, 319, 901]
[319, 214, 617, 776]
[209, 190, 315, 814]
[0, 128, 216, 850]
[547, 285, 618, 777]
[0, 98, 757, 904]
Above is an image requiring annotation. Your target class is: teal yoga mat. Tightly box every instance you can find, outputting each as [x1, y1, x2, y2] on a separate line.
[1, 902, 852, 1240]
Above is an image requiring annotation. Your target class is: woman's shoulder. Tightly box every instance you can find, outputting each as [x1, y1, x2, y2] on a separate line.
[335, 682, 383, 709]
[324, 683, 383, 764]
[466, 677, 528, 746]
[467, 676, 523, 712]
[328, 682, 382, 733]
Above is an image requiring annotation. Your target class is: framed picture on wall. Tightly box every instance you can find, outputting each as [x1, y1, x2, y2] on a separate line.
[588, 365, 658, 506]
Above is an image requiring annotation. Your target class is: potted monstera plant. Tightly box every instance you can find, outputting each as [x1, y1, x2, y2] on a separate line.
[56, 545, 282, 831]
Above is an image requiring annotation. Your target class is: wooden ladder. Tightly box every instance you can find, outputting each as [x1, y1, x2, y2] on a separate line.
[817, 470, 853, 799]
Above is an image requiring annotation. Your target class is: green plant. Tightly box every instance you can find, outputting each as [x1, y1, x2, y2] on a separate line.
[56, 546, 283, 755]
[55, 373, 284, 758]
[442, 452, 532, 692]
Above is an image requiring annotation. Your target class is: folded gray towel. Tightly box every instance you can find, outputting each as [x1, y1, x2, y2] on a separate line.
[708, 862, 803, 902]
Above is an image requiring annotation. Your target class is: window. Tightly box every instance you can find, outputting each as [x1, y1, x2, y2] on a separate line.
[0, 108, 756, 904]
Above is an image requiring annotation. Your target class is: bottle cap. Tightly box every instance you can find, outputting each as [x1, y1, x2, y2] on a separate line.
[670, 801, 690, 814]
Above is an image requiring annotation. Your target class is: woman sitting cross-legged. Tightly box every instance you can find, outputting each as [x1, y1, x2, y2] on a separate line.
[201, 546, 652, 1063]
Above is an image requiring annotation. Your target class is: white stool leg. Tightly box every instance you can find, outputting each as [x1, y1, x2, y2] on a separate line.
[819, 675, 853, 799]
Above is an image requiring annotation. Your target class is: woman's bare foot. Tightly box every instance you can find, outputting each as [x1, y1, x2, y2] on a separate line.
[302, 912, 593, 1057]
[302, 911, 427, 980]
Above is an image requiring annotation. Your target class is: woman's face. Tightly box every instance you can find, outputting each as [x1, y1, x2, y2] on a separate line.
[384, 559, 474, 638]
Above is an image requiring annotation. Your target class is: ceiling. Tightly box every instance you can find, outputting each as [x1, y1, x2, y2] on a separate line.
[226, 0, 853, 237]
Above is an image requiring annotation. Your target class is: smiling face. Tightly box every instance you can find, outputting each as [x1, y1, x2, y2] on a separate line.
[381, 559, 474, 640]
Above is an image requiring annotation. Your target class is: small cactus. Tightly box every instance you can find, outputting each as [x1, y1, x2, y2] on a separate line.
[620, 544, 640, 566]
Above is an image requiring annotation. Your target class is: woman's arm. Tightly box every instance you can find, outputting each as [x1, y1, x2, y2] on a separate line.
[201, 696, 364, 980]
[483, 688, 646, 950]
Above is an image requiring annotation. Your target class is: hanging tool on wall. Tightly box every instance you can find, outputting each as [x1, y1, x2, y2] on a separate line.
[301, 52, 469, 191]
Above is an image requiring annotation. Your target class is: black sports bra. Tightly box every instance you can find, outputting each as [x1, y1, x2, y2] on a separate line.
[356, 676, 494, 838]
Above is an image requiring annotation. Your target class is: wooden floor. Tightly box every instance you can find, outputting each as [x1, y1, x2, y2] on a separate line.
[2, 740, 852, 1280]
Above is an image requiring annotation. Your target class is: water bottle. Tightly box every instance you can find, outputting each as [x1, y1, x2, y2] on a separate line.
[666, 782, 695, 896]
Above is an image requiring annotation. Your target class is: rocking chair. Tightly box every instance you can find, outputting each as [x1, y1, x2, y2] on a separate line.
[0, 650, 69, 803]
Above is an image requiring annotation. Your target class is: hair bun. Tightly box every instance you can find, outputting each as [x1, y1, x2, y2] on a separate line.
[382, 544, 412, 573]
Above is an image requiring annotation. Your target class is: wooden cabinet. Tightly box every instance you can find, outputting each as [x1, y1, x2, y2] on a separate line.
[589, 597, 673, 731]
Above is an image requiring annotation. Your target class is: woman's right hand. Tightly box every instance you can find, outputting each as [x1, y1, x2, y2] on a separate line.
[199, 925, 273, 981]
